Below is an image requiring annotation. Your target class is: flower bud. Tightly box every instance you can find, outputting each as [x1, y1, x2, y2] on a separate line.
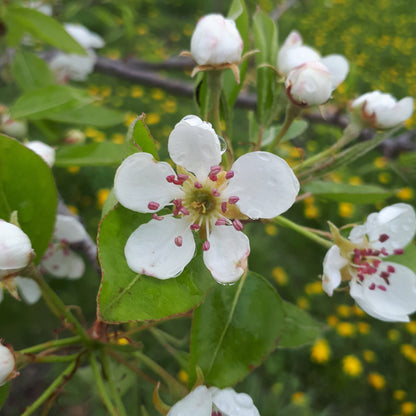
[0, 114, 28, 139]
[0, 343, 17, 386]
[25, 141, 55, 167]
[351, 91, 414, 129]
[0, 220, 34, 279]
[190, 14, 243, 66]
[285, 61, 333, 107]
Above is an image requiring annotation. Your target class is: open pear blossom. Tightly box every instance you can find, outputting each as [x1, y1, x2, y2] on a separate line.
[181, 14, 244, 81]
[25, 140, 55, 167]
[40, 215, 88, 279]
[167, 385, 260, 416]
[0, 220, 34, 280]
[278, 31, 349, 107]
[322, 203, 416, 322]
[49, 23, 105, 82]
[351, 91, 414, 130]
[114, 115, 299, 283]
[0, 342, 18, 386]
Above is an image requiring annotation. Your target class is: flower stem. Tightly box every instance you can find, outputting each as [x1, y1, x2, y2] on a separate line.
[100, 349, 128, 416]
[25, 264, 89, 343]
[206, 70, 223, 136]
[294, 122, 362, 173]
[33, 353, 81, 363]
[273, 216, 333, 249]
[267, 103, 302, 152]
[21, 360, 78, 416]
[19, 336, 82, 355]
[89, 352, 119, 416]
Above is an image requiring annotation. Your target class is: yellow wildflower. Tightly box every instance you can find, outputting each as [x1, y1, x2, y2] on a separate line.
[311, 338, 331, 364]
[342, 355, 363, 377]
[367, 372, 386, 390]
[272, 267, 288, 286]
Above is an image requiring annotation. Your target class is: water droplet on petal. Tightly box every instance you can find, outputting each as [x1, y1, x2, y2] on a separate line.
[246, 208, 262, 219]
[218, 136, 227, 155]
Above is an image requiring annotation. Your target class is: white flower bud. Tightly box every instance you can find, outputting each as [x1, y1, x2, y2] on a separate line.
[351, 91, 414, 129]
[285, 61, 333, 107]
[0, 221, 34, 279]
[0, 343, 17, 386]
[190, 14, 243, 66]
[25, 141, 55, 167]
[0, 115, 28, 139]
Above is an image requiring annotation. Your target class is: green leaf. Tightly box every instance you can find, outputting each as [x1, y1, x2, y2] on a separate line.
[386, 244, 416, 273]
[101, 189, 118, 218]
[0, 135, 57, 261]
[253, 9, 279, 126]
[189, 272, 284, 387]
[223, 0, 249, 109]
[303, 181, 393, 204]
[55, 142, 124, 167]
[124, 115, 159, 159]
[278, 302, 324, 348]
[260, 120, 309, 146]
[12, 50, 55, 91]
[0, 384, 10, 410]
[97, 205, 215, 322]
[46, 103, 125, 127]
[10, 85, 93, 120]
[4, 7, 86, 54]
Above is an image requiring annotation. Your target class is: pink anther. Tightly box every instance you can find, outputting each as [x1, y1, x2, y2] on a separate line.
[393, 248, 404, 255]
[369, 283, 376, 290]
[194, 181, 203, 189]
[387, 265, 395, 273]
[228, 196, 239, 204]
[202, 241, 210, 251]
[180, 206, 190, 215]
[212, 189, 221, 197]
[378, 285, 387, 291]
[152, 214, 164, 221]
[190, 224, 200, 230]
[221, 202, 227, 213]
[174, 236, 183, 247]
[379, 234, 390, 242]
[233, 219, 244, 231]
[209, 173, 218, 182]
[148, 201, 160, 210]
[215, 218, 227, 226]
[210, 165, 222, 175]
[166, 175, 175, 183]
[225, 170, 234, 179]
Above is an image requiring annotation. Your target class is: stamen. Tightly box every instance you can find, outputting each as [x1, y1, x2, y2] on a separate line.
[210, 165, 221, 175]
[209, 173, 218, 182]
[190, 224, 200, 230]
[166, 175, 175, 183]
[152, 214, 164, 221]
[221, 202, 227, 213]
[212, 189, 220, 197]
[233, 219, 244, 231]
[215, 218, 227, 226]
[379, 234, 389, 242]
[393, 248, 404, 255]
[387, 265, 395, 273]
[173, 174, 188, 185]
[174, 236, 183, 247]
[202, 241, 210, 251]
[180, 207, 190, 215]
[194, 181, 203, 189]
[148, 201, 160, 210]
[378, 285, 387, 291]
[228, 196, 239, 204]
[381, 248, 389, 256]
[369, 283, 376, 290]
[225, 170, 234, 179]
[357, 273, 364, 282]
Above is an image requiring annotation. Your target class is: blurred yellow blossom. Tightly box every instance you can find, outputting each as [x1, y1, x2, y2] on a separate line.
[401, 344, 416, 363]
[349, 176, 363, 186]
[67, 205, 78, 215]
[336, 322, 356, 337]
[151, 89, 164, 100]
[357, 322, 370, 334]
[374, 156, 387, 169]
[402, 402, 416, 415]
[272, 267, 288, 286]
[378, 172, 391, 184]
[67, 166, 80, 174]
[327, 315, 339, 327]
[146, 113, 161, 125]
[311, 338, 331, 364]
[342, 355, 363, 377]
[397, 187, 414, 201]
[178, 370, 188, 384]
[297, 297, 309, 309]
[265, 224, 278, 236]
[97, 189, 110, 209]
[388, 329, 401, 342]
[131, 86, 144, 98]
[406, 321, 416, 334]
[363, 350, 376, 363]
[367, 372, 386, 390]
[111, 133, 125, 144]
[305, 281, 323, 295]
[336, 304, 352, 317]
[304, 204, 320, 219]
[291, 392, 306, 405]
[394, 390, 407, 401]
[339, 202, 354, 218]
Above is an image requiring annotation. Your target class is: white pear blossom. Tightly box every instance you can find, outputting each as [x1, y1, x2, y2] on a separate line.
[0, 276, 41, 305]
[278, 31, 349, 106]
[0, 343, 18, 387]
[40, 215, 87, 279]
[114, 115, 299, 283]
[0, 106, 28, 139]
[322, 203, 416, 322]
[351, 91, 414, 129]
[0, 220, 34, 280]
[49, 23, 105, 82]
[190, 14, 243, 66]
[167, 385, 260, 416]
[25, 141, 55, 167]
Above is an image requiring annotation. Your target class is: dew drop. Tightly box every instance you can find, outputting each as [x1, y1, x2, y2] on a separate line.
[246, 208, 262, 219]
[218, 136, 227, 155]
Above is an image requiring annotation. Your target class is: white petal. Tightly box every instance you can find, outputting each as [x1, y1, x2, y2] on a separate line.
[15, 277, 41, 304]
[277, 44, 321, 77]
[0, 344, 15, 387]
[362, 203, 416, 252]
[64, 23, 105, 49]
[25, 141, 55, 167]
[322, 245, 348, 296]
[375, 96, 414, 129]
[168, 386, 212, 416]
[0, 221, 33, 279]
[168, 115, 221, 180]
[49, 51, 97, 82]
[225, 151, 299, 219]
[42, 245, 85, 279]
[54, 215, 88, 243]
[125, 217, 195, 279]
[203, 225, 249, 283]
[114, 152, 182, 213]
[321, 54, 349, 88]
[211, 387, 260, 416]
[350, 262, 416, 322]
